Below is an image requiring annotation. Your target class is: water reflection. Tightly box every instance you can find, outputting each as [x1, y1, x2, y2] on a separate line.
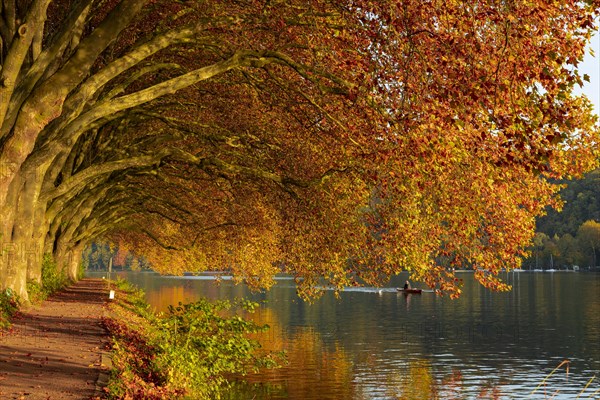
[247, 326, 355, 399]
[101, 271, 600, 399]
[151, 288, 358, 399]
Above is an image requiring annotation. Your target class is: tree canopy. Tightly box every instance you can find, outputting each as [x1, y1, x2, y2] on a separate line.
[1, 0, 599, 300]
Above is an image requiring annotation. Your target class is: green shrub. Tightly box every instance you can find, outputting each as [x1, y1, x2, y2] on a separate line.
[26, 280, 46, 304]
[103, 282, 283, 399]
[113, 277, 138, 292]
[26, 254, 69, 304]
[0, 288, 20, 329]
[153, 299, 279, 399]
[41, 254, 68, 293]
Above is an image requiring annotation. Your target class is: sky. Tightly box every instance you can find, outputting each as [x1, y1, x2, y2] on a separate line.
[577, 27, 600, 117]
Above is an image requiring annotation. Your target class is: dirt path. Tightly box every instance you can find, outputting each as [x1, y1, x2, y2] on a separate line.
[0, 279, 110, 400]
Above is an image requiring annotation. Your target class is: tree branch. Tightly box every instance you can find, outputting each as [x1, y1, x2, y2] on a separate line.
[135, 225, 180, 251]
[26, 49, 261, 172]
[41, 149, 171, 202]
[0, 0, 52, 127]
[47, 0, 150, 96]
[52, 15, 244, 140]
[167, 147, 350, 190]
[100, 63, 182, 102]
[2, 0, 16, 40]
[0, 14, 12, 44]
[1, 0, 94, 137]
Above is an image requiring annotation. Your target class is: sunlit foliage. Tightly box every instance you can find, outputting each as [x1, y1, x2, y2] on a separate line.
[1, 0, 598, 300]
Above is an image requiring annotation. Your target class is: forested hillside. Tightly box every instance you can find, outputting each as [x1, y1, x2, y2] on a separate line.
[524, 169, 600, 270]
[536, 169, 600, 237]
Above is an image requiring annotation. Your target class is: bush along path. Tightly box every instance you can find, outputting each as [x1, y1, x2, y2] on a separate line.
[0, 279, 110, 400]
[102, 279, 284, 400]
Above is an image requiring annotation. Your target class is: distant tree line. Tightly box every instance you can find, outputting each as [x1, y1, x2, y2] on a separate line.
[523, 169, 600, 270]
[83, 242, 151, 272]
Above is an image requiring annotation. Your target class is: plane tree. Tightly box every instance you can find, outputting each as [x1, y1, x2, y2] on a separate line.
[0, 0, 598, 300]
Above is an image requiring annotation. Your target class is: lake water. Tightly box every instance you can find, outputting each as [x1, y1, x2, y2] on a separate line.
[92, 271, 600, 399]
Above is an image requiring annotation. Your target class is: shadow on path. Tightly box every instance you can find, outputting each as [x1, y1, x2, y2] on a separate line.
[0, 279, 110, 400]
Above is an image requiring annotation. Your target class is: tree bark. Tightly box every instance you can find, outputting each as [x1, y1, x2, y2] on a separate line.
[0, 0, 149, 206]
[0, 0, 52, 126]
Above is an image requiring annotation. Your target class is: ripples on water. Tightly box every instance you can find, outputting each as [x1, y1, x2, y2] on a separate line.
[94, 271, 600, 399]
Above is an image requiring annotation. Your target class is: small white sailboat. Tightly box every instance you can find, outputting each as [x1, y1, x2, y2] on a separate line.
[546, 254, 556, 272]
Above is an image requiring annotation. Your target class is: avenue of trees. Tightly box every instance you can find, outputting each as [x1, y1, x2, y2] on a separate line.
[1, 0, 599, 301]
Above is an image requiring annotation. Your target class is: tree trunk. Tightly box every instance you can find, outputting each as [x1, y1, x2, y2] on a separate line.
[14, 170, 45, 283]
[3, 224, 30, 302]
[54, 238, 82, 281]
[66, 243, 84, 281]
[0, 172, 31, 301]
[27, 207, 48, 284]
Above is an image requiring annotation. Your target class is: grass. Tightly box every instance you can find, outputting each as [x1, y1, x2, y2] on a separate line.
[529, 360, 600, 399]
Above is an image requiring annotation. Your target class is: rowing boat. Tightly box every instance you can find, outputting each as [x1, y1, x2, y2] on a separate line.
[397, 288, 422, 294]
